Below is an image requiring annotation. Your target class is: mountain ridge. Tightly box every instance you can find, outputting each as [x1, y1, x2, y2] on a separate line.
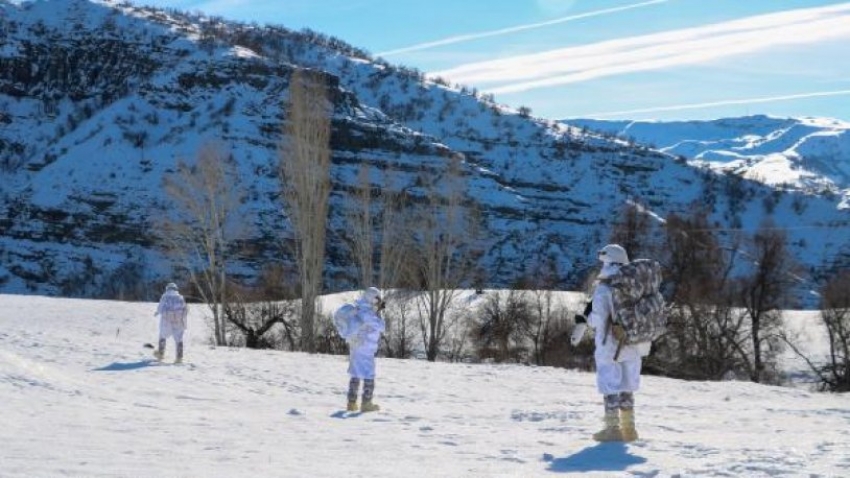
[563, 115, 850, 205]
[1, 0, 848, 304]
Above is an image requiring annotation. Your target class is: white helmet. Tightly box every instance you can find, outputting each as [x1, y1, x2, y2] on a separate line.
[165, 282, 179, 292]
[597, 244, 629, 265]
[361, 287, 384, 311]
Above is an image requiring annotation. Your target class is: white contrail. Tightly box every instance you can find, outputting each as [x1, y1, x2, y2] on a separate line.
[573, 89, 850, 118]
[433, 3, 850, 92]
[376, 0, 669, 57]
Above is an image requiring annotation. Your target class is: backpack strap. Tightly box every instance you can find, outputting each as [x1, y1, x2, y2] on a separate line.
[601, 280, 627, 358]
[599, 280, 619, 346]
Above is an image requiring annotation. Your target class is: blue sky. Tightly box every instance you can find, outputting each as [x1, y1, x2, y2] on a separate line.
[139, 0, 850, 122]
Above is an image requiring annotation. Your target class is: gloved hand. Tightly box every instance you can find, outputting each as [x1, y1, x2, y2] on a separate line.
[612, 323, 627, 342]
[570, 322, 587, 346]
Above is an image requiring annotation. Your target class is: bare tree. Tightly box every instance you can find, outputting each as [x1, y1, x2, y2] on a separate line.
[315, 311, 348, 355]
[224, 297, 296, 349]
[818, 271, 850, 391]
[342, 164, 416, 358]
[738, 221, 797, 383]
[784, 271, 850, 392]
[526, 288, 556, 365]
[160, 142, 244, 346]
[344, 164, 375, 288]
[381, 291, 418, 359]
[517, 253, 562, 366]
[608, 202, 655, 260]
[376, 176, 413, 291]
[408, 154, 482, 361]
[342, 165, 412, 288]
[545, 307, 591, 370]
[653, 208, 751, 380]
[279, 69, 332, 353]
[222, 271, 300, 350]
[471, 290, 532, 363]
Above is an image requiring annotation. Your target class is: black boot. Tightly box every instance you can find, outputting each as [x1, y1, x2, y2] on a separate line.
[175, 342, 184, 364]
[347, 378, 360, 411]
[153, 338, 166, 361]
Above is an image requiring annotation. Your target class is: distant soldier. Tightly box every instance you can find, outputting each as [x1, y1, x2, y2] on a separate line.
[342, 287, 386, 412]
[153, 282, 188, 364]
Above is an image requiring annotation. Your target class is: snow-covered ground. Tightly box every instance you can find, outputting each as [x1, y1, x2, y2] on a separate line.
[1, 293, 848, 477]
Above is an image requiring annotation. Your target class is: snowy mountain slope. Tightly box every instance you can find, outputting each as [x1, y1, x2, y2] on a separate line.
[564, 116, 850, 201]
[1, 293, 848, 477]
[1, 0, 849, 301]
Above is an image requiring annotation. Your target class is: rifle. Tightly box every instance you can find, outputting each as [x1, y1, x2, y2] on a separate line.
[613, 337, 625, 361]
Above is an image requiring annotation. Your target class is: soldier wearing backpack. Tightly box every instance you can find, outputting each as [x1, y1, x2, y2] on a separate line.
[571, 244, 656, 442]
[342, 287, 386, 413]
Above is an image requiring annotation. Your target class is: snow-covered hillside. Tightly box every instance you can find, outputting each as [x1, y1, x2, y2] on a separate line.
[564, 115, 850, 206]
[1, 293, 847, 477]
[1, 0, 849, 302]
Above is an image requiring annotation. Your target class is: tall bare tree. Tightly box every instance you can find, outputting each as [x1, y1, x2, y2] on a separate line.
[341, 162, 417, 358]
[370, 171, 415, 358]
[408, 154, 481, 361]
[279, 69, 332, 353]
[343, 165, 412, 290]
[376, 173, 413, 292]
[160, 142, 243, 346]
[345, 164, 375, 288]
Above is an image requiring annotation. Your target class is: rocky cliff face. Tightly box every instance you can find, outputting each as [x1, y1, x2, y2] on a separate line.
[1, 0, 847, 303]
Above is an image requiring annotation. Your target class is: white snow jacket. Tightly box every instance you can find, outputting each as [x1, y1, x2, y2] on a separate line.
[348, 298, 385, 356]
[587, 264, 650, 364]
[155, 290, 188, 330]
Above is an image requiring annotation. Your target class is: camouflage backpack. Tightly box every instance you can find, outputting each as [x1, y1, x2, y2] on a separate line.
[332, 303, 362, 341]
[602, 259, 667, 344]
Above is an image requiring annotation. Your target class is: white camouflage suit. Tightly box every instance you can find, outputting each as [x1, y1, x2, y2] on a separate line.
[345, 287, 386, 411]
[587, 262, 650, 396]
[154, 285, 188, 346]
[575, 244, 650, 441]
[347, 296, 385, 379]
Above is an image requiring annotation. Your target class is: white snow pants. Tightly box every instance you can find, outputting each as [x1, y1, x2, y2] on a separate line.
[595, 358, 642, 396]
[159, 310, 186, 343]
[348, 350, 377, 379]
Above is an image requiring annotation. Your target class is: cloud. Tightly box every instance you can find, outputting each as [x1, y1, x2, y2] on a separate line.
[574, 89, 850, 118]
[376, 0, 669, 57]
[433, 3, 850, 93]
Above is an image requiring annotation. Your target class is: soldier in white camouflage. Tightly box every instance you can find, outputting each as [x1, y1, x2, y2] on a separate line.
[571, 244, 647, 442]
[153, 282, 188, 364]
[344, 287, 386, 413]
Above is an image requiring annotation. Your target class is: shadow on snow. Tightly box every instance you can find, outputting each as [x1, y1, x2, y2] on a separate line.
[330, 411, 362, 419]
[92, 359, 158, 372]
[544, 443, 647, 473]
